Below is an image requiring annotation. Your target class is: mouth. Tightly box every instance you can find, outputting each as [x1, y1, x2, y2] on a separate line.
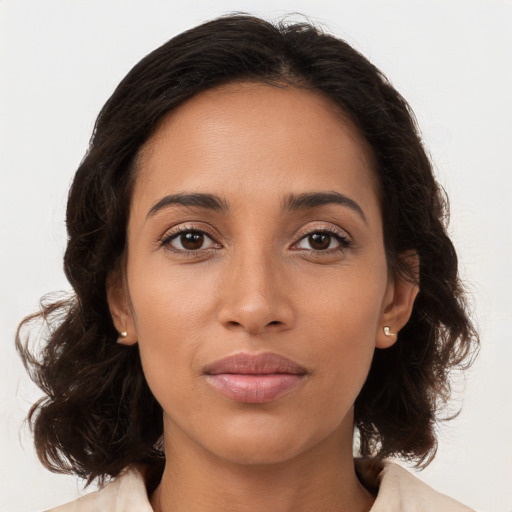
[203, 352, 308, 404]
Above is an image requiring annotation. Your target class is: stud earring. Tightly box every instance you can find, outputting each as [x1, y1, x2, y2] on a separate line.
[117, 331, 128, 344]
[383, 326, 396, 337]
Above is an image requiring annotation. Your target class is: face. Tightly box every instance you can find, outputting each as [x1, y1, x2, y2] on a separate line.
[109, 83, 416, 466]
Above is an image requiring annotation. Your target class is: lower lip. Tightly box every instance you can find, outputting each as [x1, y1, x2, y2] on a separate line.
[205, 374, 305, 403]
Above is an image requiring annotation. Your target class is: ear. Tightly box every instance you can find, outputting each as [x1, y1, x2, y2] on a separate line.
[376, 251, 420, 349]
[106, 267, 138, 346]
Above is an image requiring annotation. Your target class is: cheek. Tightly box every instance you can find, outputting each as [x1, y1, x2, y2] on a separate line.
[302, 263, 387, 391]
[129, 256, 219, 336]
[126, 262, 219, 402]
[302, 260, 386, 335]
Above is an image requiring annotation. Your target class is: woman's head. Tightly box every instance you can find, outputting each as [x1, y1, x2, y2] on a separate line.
[17, 14, 478, 483]
[107, 81, 419, 468]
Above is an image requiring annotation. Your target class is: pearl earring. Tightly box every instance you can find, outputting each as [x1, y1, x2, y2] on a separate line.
[117, 331, 128, 344]
[383, 326, 396, 337]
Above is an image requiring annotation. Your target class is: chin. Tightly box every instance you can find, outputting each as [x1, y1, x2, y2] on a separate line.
[201, 415, 334, 467]
[213, 438, 307, 467]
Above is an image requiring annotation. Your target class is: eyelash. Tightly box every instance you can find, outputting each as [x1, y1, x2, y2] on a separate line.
[158, 225, 352, 258]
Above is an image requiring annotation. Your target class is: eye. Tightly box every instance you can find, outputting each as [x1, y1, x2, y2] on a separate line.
[160, 228, 220, 253]
[294, 229, 351, 252]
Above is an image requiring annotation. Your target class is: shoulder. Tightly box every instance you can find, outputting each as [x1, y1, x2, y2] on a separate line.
[372, 461, 475, 512]
[46, 467, 153, 512]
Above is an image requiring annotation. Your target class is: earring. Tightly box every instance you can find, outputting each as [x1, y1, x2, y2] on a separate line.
[117, 331, 128, 344]
[383, 326, 396, 337]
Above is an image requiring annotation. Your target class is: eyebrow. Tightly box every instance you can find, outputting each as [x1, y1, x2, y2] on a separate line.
[147, 193, 229, 218]
[146, 191, 367, 223]
[281, 191, 367, 223]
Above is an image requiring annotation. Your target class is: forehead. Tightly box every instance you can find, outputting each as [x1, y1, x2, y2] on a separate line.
[132, 82, 379, 217]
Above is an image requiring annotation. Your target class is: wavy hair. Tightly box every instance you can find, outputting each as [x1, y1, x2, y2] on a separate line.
[17, 14, 479, 485]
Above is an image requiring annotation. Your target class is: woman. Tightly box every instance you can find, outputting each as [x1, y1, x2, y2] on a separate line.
[17, 14, 478, 511]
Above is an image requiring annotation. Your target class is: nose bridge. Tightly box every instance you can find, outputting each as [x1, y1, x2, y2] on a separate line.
[217, 236, 293, 334]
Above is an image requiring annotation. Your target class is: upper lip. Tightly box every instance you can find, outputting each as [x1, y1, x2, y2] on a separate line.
[203, 352, 308, 375]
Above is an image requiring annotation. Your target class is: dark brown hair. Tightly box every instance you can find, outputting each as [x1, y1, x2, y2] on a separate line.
[17, 13, 478, 484]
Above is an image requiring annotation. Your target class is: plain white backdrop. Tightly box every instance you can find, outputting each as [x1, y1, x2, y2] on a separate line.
[1, 1, 511, 511]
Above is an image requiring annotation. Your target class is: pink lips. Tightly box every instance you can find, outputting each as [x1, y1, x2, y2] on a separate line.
[203, 352, 308, 403]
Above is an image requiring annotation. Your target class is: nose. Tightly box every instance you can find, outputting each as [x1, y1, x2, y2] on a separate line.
[217, 246, 295, 336]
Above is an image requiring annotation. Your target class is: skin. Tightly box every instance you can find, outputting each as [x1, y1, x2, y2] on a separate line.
[108, 83, 419, 512]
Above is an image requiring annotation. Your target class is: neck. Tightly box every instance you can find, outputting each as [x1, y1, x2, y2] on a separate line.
[150, 417, 375, 512]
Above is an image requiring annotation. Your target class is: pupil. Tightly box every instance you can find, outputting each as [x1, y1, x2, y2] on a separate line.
[310, 233, 330, 250]
[182, 232, 204, 250]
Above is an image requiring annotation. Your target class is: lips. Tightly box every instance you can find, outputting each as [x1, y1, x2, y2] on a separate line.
[203, 352, 308, 403]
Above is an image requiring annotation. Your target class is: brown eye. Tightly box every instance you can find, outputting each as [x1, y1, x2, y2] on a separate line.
[308, 233, 331, 250]
[163, 229, 218, 252]
[180, 232, 205, 250]
[295, 230, 350, 252]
